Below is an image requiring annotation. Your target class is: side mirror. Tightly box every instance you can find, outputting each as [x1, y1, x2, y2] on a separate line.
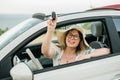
[10, 62, 33, 80]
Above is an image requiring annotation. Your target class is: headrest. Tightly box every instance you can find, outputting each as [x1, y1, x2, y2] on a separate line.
[91, 22, 103, 37]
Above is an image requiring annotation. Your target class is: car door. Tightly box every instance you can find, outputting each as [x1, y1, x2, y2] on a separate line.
[32, 16, 120, 80]
[34, 55, 120, 80]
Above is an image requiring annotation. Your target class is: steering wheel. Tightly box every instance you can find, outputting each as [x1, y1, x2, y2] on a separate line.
[26, 48, 43, 70]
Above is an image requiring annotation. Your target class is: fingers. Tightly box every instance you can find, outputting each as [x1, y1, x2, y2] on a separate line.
[47, 16, 57, 27]
[49, 16, 58, 23]
[46, 16, 58, 32]
[47, 19, 55, 27]
[47, 18, 52, 25]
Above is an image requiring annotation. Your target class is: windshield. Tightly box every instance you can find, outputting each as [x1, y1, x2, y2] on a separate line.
[0, 18, 41, 50]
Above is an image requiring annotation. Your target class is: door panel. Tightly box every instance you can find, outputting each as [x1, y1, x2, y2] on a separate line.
[34, 54, 120, 80]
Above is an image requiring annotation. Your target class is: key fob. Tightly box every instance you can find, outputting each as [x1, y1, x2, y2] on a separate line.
[52, 11, 56, 20]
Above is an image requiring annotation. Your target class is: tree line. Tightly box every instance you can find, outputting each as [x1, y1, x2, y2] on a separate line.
[0, 28, 8, 35]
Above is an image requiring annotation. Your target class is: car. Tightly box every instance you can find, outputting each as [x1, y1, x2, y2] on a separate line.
[0, 4, 120, 80]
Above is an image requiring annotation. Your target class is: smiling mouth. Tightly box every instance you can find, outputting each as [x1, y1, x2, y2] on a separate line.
[68, 41, 76, 45]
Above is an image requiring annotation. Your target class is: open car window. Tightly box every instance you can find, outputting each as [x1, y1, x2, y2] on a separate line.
[12, 20, 110, 72]
[30, 22, 92, 44]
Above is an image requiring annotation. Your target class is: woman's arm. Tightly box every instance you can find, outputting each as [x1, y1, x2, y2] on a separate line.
[76, 48, 110, 61]
[41, 17, 58, 58]
[90, 48, 110, 57]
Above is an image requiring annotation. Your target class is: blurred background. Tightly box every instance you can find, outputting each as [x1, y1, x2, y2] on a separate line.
[0, 0, 120, 30]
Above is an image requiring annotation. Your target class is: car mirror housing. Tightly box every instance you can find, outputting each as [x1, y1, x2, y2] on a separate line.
[10, 62, 33, 80]
[32, 13, 46, 20]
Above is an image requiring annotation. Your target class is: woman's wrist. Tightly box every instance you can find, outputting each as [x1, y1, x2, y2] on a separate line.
[47, 29, 55, 34]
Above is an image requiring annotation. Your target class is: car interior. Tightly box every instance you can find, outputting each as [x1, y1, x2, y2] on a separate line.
[12, 20, 110, 71]
[89, 21, 109, 48]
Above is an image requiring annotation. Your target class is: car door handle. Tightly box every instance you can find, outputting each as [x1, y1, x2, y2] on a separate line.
[112, 74, 120, 80]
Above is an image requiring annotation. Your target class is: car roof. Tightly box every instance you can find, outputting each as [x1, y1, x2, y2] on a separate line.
[60, 4, 120, 17]
[33, 4, 120, 20]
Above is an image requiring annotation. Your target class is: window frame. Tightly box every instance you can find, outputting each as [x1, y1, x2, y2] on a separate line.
[33, 16, 113, 74]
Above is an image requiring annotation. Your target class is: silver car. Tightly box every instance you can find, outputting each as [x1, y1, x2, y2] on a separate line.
[0, 5, 120, 80]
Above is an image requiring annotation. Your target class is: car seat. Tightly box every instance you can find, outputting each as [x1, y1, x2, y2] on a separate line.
[89, 21, 108, 49]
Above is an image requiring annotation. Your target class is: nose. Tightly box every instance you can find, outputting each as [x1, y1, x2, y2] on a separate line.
[71, 36, 75, 39]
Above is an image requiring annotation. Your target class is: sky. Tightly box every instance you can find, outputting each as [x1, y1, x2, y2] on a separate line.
[0, 0, 120, 14]
[0, 0, 120, 29]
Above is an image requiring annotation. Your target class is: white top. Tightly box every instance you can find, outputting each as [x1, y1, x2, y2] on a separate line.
[51, 43, 94, 66]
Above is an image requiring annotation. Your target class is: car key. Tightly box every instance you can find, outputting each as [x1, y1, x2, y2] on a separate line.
[52, 11, 56, 20]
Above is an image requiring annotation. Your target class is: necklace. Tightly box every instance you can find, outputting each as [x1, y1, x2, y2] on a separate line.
[64, 53, 75, 63]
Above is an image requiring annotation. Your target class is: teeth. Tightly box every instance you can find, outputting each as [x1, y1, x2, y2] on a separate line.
[69, 41, 75, 44]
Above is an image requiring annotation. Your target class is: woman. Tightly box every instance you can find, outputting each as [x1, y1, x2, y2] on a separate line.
[41, 17, 110, 66]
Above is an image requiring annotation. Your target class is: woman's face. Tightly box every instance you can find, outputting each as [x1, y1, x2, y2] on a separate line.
[66, 29, 80, 48]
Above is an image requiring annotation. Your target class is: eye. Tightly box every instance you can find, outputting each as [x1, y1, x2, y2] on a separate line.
[67, 33, 79, 40]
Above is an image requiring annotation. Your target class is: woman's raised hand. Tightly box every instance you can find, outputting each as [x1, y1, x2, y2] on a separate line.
[47, 17, 58, 32]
